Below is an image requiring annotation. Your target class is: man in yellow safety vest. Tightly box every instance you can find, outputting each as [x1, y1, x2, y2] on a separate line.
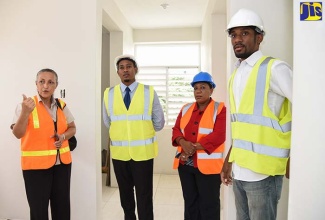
[103, 54, 165, 220]
[221, 8, 293, 220]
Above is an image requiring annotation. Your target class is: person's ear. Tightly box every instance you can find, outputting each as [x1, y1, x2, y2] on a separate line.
[257, 34, 264, 45]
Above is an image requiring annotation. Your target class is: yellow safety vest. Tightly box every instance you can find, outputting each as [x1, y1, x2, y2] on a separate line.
[228, 56, 292, 175]
[103, 84, 158, 161]
[21, 96, 71, 170]
[173, 100, 225, 174]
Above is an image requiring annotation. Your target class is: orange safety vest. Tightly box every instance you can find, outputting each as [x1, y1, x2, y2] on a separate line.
[21, 96, 72, 170]
[173, 100, 225, 174]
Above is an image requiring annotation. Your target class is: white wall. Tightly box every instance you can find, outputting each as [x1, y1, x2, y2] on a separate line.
[201, 0, 228, 213]
[0, 0, 102, 219]
[211, 14, 227, 103]
[1, 0, 304, 219]
[101, 28, 110, 153]
[201, 0, 227, 103]
[132, 28, 202, 177]
[101, 1, 136, 187]
[131, 2, 222, 177]
[224, 1, 293, 220]
[0, 0, 206, 216]
[134, 27, 201, 43]
[289, 1, 325, 219]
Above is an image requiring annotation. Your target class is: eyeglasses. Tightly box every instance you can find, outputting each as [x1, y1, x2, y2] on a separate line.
[37, 80, 56, 86]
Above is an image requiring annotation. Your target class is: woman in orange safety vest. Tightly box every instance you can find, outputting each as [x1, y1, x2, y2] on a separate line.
[11, 68, 76, 220]
[172, 72, 226, 220]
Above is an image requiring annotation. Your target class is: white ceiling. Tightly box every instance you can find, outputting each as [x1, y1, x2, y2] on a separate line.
[112, 0, 213, 29]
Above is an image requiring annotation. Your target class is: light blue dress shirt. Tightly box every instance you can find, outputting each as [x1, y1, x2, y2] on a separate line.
[102, 81, 165, 131]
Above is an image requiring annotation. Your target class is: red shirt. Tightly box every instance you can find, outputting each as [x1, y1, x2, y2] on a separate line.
[172, 99, 226, 167]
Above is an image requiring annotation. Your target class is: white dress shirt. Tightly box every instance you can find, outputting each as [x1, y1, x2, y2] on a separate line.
[232, 50, 293, 181]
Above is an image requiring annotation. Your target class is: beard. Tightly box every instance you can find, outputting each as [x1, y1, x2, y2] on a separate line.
[233, 43, 252, 59]
[123, 79, 130, 83]
[234, 50, 253, 59]
[234, 35, 259, 59]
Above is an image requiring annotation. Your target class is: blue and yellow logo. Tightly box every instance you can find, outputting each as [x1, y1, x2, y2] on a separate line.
[300, 2, 322, 21]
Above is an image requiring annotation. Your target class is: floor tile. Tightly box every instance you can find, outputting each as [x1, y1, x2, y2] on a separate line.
[102, 173, 223, 219]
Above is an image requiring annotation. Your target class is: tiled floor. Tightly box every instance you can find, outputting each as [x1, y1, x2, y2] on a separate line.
[102, 173, 185, 219]
[0, 174, 185, 220]
[1, 173, 221, 220]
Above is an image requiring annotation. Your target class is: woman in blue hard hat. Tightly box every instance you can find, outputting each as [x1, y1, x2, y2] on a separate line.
[172, 72, 226, 220]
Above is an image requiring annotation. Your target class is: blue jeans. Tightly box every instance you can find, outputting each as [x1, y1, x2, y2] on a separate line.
[233, 175, 283, 220]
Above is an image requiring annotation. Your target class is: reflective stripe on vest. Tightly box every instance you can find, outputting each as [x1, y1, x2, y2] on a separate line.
[173, 101, 225, 174]
[180, 102, 219, 134]
[233, 139, 289, 158]
[104, 84, 158, 161]
[111, 137, 157, 147]
[230, 113, 291, 133]
[108, 85, 151, 124]
[229, 56, 291, 175]
[231, 57, 291, 133]
[22, 146, 70, 156]
[31, 106, 40, 129]
[110, 114, 152, 121]
[21, 96, 71, 170]
[197, 152, 223, 159]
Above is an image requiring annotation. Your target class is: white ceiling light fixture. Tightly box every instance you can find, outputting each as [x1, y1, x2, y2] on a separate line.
[160, 3, 169, 9]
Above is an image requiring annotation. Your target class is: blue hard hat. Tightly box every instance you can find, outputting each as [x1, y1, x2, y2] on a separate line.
[190, 72, 216, 88]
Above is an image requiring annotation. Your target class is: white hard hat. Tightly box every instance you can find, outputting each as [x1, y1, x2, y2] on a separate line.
[227, 8, 265, 35]
[114, 54, 138, 69]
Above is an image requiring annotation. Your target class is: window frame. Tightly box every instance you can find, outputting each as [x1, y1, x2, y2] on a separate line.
[135, 43, 201, 126]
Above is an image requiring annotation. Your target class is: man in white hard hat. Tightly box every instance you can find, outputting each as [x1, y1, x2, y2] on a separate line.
[102, 54, 165, 220]
[221, 8, 293, 220]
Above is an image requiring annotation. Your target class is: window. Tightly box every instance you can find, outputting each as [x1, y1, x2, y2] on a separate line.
[135, 44, 200, 126]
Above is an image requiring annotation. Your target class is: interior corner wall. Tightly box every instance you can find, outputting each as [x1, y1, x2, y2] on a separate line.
[201, 16, 213, 73]
[201, 1, 227, 103]
[101, 1, 134, 90]
[102, 0, 134, 54]
[132, 26, 203, 178]
[108, 32, 123, 87]
[110, 19, 204, 179]
[289, 1, 325, 219]
[133, 27, 201, 43]
[132, 26, 203, 177]
[102, 0, 135, 188]
[211, 14, 227, 103]
[107, 31, 123, 187]
[0, 0, 102, 219]
[224, 1, 293, 220]
[101, 29, 110, 153]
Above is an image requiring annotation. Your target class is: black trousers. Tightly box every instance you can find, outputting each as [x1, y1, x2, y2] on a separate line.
[178, 164, 221, 220]
[23, 163, 71, 220]
[112, 159, 154, 220]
